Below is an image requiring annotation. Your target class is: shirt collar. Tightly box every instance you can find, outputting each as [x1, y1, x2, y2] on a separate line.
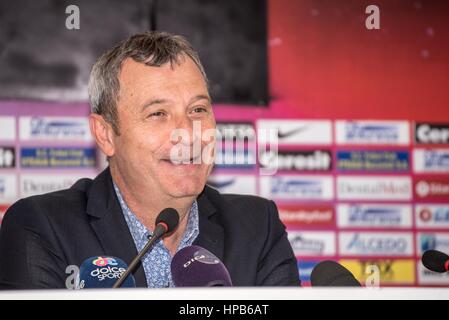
[112, 181, 199, 251]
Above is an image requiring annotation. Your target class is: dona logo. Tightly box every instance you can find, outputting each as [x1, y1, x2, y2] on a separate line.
[289, 235, 324, 254]
[424, 151, 449, 169]
[349, 206, 401, 224]
[345, 122, 399, 142]
[28, 117, 89, 139]
[347, 234, 408, 254]
[271, 178, 322, 197]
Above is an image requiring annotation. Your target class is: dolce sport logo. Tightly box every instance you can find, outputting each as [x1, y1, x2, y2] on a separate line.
[89, 256, 124, 281]
[90, 265, 126, 281]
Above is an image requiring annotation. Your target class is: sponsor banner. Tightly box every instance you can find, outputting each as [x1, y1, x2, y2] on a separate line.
[0, 204, 9, 225]
[216, 122, 256, 142]
[336, 150, 409, 172]
[336, 120, 410, 145]
[279, 205, 335, 228]
[20, 173, 94, 198]
[415, 123, 449, 145]
[214, 148, 256, 169]
[339, 232, 414, 257]
[417, 263, 449, 285]
[0, 147, 15, 168]
[0, 174, 17, 202]
[414, 178, 449, 201]
[260, 175, 334, 201]
[297, 260, 320, 283]
[0, 117, 15, 141]
[288, 231, 336, 257]
[337, 203, 412, 228]
[207, 175, 256, 195]
[20, 147, 97, 168]
[19, 116, 92, 142]
[340, 259, 415, 285]
[415, 204, 449, 229]
[417, 233, 449, 255]
[259, 149, 332, 172]
[257, 120, 332, 145]
[413, 149, 449, 173]
[337, 176, 412, 201]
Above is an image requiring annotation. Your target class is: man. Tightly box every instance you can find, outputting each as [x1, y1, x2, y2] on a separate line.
[0, 32, 299, 288]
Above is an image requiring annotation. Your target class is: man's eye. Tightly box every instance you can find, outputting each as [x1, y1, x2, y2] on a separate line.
[149, 111, 166, 117]
[192, 107, 208, 114]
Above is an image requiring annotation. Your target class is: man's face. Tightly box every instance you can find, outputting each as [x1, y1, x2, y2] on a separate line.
[111, 56, 215, 199]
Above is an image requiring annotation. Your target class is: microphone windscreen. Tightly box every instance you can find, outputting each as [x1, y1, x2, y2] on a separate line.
[311, 260, 361, 287]
[156, 208, 179, 233]
[422, 249, 449, 273]
[78, 256, 136, 288]
[171, 245, 232, 287]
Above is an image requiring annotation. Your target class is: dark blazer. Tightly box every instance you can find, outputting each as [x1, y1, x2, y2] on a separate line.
[0, 168, 299, 289]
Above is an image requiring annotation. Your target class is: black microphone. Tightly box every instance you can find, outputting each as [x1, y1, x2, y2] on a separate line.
[422, 249, 449, 273]
[113, 207, 179, 288]
[171, 245, 233, 287]
[311, 260, 361, 287]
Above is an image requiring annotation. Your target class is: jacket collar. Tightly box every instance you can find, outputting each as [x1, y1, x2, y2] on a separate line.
[86, 168, 147, 287]
[193, 186, 225, 262]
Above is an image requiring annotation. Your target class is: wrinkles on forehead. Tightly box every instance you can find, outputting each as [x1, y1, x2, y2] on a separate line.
[116, 57, 210, 118]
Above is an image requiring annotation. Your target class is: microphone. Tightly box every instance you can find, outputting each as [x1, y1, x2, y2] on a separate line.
[171, 245, 232, 287]
[422, 249, 449, 273]
[113, 207, 179, 288]
[78, 256, 136, 288]
[311, 260, 361, 287]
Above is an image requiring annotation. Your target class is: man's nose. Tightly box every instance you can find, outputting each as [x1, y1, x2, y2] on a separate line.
[173, 116, 201, 147]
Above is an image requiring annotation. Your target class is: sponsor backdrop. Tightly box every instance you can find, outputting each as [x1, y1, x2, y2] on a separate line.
[1, 0, 449, 288]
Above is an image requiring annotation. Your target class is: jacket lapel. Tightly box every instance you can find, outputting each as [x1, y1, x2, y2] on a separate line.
[193, 186, 225, 262]
[86, 168, 147, 287]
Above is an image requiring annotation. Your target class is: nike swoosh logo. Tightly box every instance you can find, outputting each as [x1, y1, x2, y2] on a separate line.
[277, 126, 308, 139]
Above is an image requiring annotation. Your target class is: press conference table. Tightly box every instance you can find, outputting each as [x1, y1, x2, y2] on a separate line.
[0, 288, 448, 300]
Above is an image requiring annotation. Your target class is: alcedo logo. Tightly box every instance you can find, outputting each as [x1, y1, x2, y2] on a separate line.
[92, 256, 118, 267]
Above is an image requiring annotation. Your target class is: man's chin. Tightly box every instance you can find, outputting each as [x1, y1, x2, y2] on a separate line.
[164, 182, 205, 199]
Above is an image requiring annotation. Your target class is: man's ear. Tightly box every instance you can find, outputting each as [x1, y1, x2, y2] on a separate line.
[89, 114, 116, 157]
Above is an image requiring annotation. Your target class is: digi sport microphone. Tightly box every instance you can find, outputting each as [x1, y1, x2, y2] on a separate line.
[112, 207, 179, 288]
[422, 249, 449, 273]
[171, 245, 233, 287]
[78, 256, 136, 288]
[311, 260, 361, 287]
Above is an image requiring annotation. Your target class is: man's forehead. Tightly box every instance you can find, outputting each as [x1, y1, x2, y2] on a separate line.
[119, 57, 206, 88]
[120, 54, 197, 75]
[117, 57, 209, 108]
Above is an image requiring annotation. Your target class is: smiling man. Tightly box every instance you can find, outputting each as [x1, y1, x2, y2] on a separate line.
[0, 32, 299, 288]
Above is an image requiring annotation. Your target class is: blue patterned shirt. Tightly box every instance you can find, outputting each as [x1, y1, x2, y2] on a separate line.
[113, 182, 199, 288]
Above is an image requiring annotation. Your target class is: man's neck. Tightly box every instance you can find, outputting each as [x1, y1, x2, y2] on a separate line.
[110, 165, 195, 254]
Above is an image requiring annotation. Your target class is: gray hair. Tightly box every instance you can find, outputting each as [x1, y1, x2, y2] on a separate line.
[88, 31, 207, 135]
